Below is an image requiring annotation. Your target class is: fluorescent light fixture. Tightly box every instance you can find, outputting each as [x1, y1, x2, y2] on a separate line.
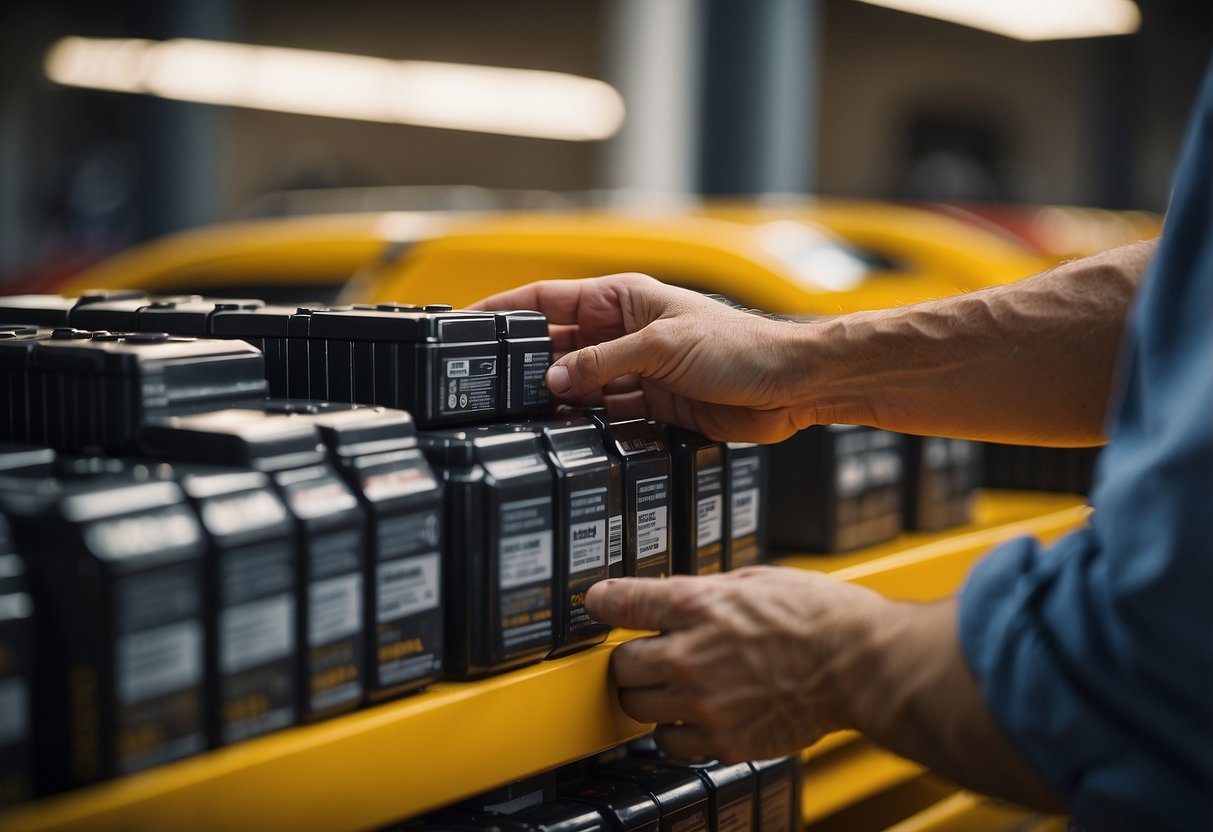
[44, 36, 625, 141]
[854, 0, 1140, 41]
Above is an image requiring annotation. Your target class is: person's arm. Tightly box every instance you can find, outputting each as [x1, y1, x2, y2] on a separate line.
[585, 569, 1067, 811]
[473, 238, 1156, 445]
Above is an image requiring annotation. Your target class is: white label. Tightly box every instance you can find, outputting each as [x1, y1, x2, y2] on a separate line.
[569, 518, 606, 573]
[202, 491, 287, 538]
[220, 594, 293, 675]
[308, 573, 362, 647]
[500, 530, 554, 590]
[446, 359, 469, 378]
[0, 677, 28, 745]
[697, 494, 723, 546]
[378, 553, 441, 621]
[636, 505, 668, 557]
[835, 455, 866, 496]
[732, 486, 760, 538]
[607, 514, 624, 566]
[116, 620, 203, 706]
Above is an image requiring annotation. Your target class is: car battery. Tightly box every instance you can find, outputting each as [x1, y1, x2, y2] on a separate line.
[901, 436, 979, 532]
[0, 473, 207, 791]
[625, 739, 757, 832]
[273, 401, 444, 700]
[0, 326, 52, 444]
[662, 428, 726, 576]
[747, 757, 800, 832]
[309, 305, 501, 425]
[981, 442, 1099, 495]
[520, 417, 611, 657]
[168, 463, 299, 746]
[137, 408, 367, 721]
[478, 308, 552, 418]
[587, 415, 671, 579]
[596, 759, 710, 832]
[768, 425, 903, 553]
[68, 294, 203, 331]
[0, 444, 54, 478]
[559, 778, 661, 832]
[0, 290, 147, 328]
[0, 531, 33, 808]
[31, 332, 269, 454]
[135, 297, 266, 336]
[13, 328, 92, 446]
[723, 443, 768, 570]
[418, 426, 554, 677]
[209, 304, 301, 397]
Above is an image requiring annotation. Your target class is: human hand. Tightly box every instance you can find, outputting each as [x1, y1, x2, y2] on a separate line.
[585, 566, 885, 763]
[471, 273, 821, 443]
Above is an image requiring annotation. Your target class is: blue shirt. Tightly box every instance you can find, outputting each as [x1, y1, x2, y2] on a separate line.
[959, 64, 1213, 830]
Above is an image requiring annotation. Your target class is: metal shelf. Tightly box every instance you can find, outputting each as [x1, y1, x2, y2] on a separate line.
[1, 490, 1088, 832]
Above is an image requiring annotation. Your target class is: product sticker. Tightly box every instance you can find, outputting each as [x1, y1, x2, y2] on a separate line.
[0, 676, 28, 745]
[732, 487, 760, 538]
[308, 573, 362, 647]
[717, 796, 754, 832]
[759, 777, 794, 832]
[568, 486, 607, 573]
[377, 510, 441, 560]
[378, 553, 441, 621]
[696, 465, 724, 546]
[499, 497, 554, 590]
[607, 514, 624, 567]
[441, 354, 497, 414]
[220, 594, 294, 674]
[635, 475, 669, 558]
[671, 809, 708, 832]
[116, 620, 204, 706]
[522, 350, 552, 407]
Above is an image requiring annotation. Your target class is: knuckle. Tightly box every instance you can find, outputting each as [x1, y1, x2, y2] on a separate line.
[575, 344, 607, 381]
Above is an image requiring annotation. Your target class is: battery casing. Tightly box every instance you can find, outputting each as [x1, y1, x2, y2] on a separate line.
[723, 443, 768, 570]
[663, 428, 726, 576]
[136, 298, 266, 337]
[68, 294, 201, 331]
[0, 474, 207, 793]
[747, 757, 800, 832]
[0, 291, 147, 328]
[559, 778, 661, 832]
[901, 436, 980, 531]
[0, 444, 55, 478]
[769, 425, 903, 553]
[491, 311, 552, 417]
[588, 416, 672, 579]
[418, 426, 554, 678]
[0, 327, 51, 444]
[596, 759, 710, 832]
[277, 401, 445, 700]
[169, 464, 300, 746]
[209, 305, 299, 397]
[138, 409, 368, 721]
[0, 538, 33, 808]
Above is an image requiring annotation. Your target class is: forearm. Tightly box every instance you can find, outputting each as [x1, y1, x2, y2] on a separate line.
[796, 239, 1157, 445]
[835, 597, 1067, 811]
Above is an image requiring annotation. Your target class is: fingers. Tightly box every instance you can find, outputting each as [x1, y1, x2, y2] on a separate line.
[610, 635, 672, 687]
[550, 332, 656, 397]
[468, 279, 588, 322]
[653, 724, 714, 762]
[586, 577, 697, 631]
[618, 686, 686, 725]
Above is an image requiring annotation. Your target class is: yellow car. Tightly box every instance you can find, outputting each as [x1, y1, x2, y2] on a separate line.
[58, 199, 1057, 315]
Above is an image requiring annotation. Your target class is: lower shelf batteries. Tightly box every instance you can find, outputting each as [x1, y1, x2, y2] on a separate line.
[0, 491, 1088, 832]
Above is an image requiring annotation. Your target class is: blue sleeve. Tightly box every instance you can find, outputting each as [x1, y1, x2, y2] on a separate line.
[958, 63, 1213, 832]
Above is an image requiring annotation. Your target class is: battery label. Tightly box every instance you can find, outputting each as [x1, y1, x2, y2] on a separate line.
[0, 677, 28, 746]
[522, 350, 552, 407]
[732, 486, 760, 539]
[671, 809, 709, 832]
[568, 486, 607, 573]
[377, 510, 442, 560]
[201, 490, 288, 538]
[361, 466, 439, 501]
[759, 777, 794, 832]
[635, 475, 669, 558]
[441, 354, 497, 414]
[308, 573, 362, 647]
[377, 552, 441, 621]
[220, 594, 294, 674]
[499, 497, 554, 590]
[717, 796, 754, 832]
[607, 513, 624, 567]
[697, 465, 724, 547]
[116, 620, 204, 706]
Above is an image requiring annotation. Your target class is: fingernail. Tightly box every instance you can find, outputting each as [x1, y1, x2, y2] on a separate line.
[547, 364, 572, 395]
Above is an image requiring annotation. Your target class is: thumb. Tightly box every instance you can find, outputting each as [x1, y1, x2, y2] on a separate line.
[547, 331, 655, 398]
[586, 577, 690, 631]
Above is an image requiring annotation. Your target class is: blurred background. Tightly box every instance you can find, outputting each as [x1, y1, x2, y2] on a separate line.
[0, 0, 1209, 290]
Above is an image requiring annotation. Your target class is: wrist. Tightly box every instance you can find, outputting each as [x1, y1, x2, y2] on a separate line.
[782, 316, 883, 428]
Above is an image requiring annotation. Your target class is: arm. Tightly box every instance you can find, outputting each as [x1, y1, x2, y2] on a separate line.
[474, 239, 1156, 445]
[585, 570, 1067, 811]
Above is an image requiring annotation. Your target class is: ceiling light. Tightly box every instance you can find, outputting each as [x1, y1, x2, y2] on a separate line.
[854, 0, 1141, 41]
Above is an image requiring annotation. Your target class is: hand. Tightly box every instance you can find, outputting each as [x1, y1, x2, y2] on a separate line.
[472, 273, 820, 443]
[585, 566, 886, 763]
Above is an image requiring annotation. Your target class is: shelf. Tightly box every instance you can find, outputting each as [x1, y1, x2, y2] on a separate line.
[1, 490, 1088, 832]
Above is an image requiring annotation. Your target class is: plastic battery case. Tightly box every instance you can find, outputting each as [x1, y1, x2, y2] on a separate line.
[901, 436, 979, 531]
[747, 757, 801, 832]
[559, 778, 661, 832]
[595, 759, 710, 832]
[0, 530, 33, 808]
[723, 443, 768, 570]
[662, 427, 727, 576]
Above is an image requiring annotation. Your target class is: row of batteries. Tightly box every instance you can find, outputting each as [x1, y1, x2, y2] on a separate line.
[0, 291, 979, 808]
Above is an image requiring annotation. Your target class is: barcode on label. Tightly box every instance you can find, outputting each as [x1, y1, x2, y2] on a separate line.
[607, 514, 624, 566]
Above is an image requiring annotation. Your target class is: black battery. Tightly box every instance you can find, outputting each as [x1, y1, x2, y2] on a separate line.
[662, 428, 726, 576]
[768, 426, 903, 553]
[488, 310, 552, 417]
[595, 759, 710, 832]
[17, 328, 92, 447]
[0, 326, 52, 444]
[625, 739, 757, 832]
[0, 532, 33, 808]
[137, 408, 368, 721]
[273, 401, 444, 700]
[723, 443, 768, 570]
[68, 294, 201, 331]
[310, 305, 501, 425]
[209, 304, 300, 397]
[0, 290, 147, 328]
[587, 415, 671, 579]
[418, 426, 554, 678]
[0, 444, 54, 477]
[0, 473, 207, 792]
[136, 297, 266, 336]
[480, 801, 607, 832]
[516, 417, 612, 657]
[168, 463, 299, 747]
[31, 332, 269, 454]
[747, 757, 800, 832]
[901, 436, 980, 532]
[559, 778, 661, 832]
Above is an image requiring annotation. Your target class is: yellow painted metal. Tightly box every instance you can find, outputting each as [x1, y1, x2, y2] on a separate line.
[801, 738, 927, 824]
[881, 791, 1067, 832]
[0, 492, 1088, 832]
